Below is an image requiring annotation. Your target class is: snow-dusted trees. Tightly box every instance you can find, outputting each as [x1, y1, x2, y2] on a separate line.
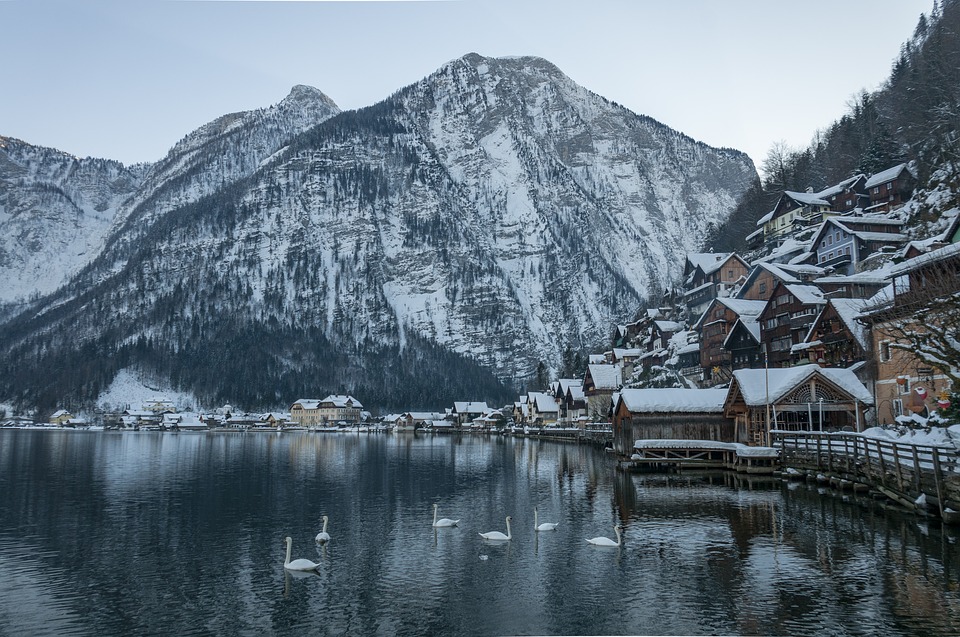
[864, 247, 960, 387]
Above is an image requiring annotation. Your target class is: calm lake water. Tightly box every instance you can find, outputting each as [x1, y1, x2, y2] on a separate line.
[1, 429, 959, 636]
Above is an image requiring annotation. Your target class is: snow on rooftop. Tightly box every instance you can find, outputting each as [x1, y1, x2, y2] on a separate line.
[732, 364, 873, 406]
[619, 388, 728, 413]
[588, 364, 622, 390]
[889, 241, 960, 276]
[784, 283, 825, 305]
[864, 163, 909, 189]
[829, 297, 870, 349]
[632, 439, 778, 457]
[717, 297, 767, 318]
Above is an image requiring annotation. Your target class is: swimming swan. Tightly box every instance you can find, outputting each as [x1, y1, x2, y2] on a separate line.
[479, 516, 512, 541]
[315, 516, 331, 544]
[432, 504, 460, 528]
[284, 536, 320, 571]
[534, 507, 558, 531]
[586, 524, 622, 547]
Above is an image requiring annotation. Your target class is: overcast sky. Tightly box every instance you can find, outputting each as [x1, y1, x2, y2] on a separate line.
[0, 0, 932, 169]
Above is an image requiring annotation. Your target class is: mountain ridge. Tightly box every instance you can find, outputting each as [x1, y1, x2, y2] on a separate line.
[0, 53, 757, 414]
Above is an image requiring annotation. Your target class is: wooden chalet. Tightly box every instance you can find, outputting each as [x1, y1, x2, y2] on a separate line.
[736, 262, 805, 302]
[682, 252, 750, 316]
[758, 175, 868, 246]
[612, 388, 731, 454]
[694, 297, 767, 386]
[864, 163, 917, 213]
[724, 365, 873, 445]
[756, 282, 826, 367]
[723, 317, 763, 372]
[792, 297, 870, 368]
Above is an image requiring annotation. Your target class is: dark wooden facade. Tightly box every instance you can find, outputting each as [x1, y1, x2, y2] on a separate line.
[757, 282, 825, 367]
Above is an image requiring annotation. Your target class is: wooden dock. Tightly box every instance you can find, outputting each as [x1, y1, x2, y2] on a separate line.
[621, 439, 780, 475]
[773, 431, 960, 524]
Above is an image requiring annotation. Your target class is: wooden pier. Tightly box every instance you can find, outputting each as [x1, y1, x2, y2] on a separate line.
[621, 439, 780, 475]
[773, 431, 960, 524]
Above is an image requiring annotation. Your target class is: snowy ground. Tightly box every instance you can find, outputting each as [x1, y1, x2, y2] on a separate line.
[96, 368, 200, 413]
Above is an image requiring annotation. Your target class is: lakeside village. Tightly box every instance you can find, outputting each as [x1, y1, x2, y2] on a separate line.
[7, 162, 960, 520]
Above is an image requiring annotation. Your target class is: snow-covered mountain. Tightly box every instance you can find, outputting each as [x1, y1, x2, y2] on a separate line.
[0, 54, 756, 413]
[0, 138, 147, 303]
[0, 85, 340, 305]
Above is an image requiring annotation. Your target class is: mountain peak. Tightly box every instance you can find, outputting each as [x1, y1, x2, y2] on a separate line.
[284, 84, 339, 111]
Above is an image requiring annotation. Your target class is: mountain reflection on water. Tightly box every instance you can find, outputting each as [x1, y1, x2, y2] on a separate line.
[0, 429, 958, 636]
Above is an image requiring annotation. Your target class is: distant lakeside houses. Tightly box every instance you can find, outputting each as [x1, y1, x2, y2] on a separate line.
[20, 164, 959, 452]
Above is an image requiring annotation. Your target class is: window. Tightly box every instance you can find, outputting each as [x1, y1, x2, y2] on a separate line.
[886, 182, 893, 190]
[820, 255, 827, 263]
[759, 282, 767, 294]
[880, 341, 891, 362]
[765, 318, 777, 330]
[845, 199, 852, 207]
[899, 378, 911, 395]
[777, 294, 791, 306]
[828, 236, 833, 245]
[893, 399, 904, 418]
[727, 269, 734, 279]
[846, 246, 851, 255]
[873, 187, 880, 195]
[835, 231, 841, 241]
[828, 252, 834, 260]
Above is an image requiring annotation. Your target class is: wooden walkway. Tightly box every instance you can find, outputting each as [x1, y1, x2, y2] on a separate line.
[773, 431, 960, 523]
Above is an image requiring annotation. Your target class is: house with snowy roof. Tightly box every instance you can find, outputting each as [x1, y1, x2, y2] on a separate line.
[812, 269, 890, 300]
[562, 383, 587, 425]
[758, 175, 871, 247]
[792, 298, 870, 368]
[723, 365, 873, 445]
[682, 252, 750, 317]
[723, 317, 763, 372]
[583, 364, 622, 419]
[864, 163, 917, 213]
[735, 262, 804, 302]
[526, 392, 559, 426]
[290, 395, 363, 426]
[452, 401, 489, 426]
[693, 297, 767, 386]
[756, 282, 826, 368]
[806, 216, 907, 275]
[50, 409, 73, 425]
[611, 388, 732, 454]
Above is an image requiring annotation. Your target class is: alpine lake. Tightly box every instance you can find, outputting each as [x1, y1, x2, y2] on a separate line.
[1, 428, 959, 637]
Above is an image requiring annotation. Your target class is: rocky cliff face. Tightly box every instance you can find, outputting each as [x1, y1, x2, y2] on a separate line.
[0, 54, 756, 412]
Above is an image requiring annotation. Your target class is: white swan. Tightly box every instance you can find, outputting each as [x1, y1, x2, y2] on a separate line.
[586, 524, 623, 547]
[479, 516, 512, 541]
[284, 536, 320, 571]
[432, 503, 460, 527]
[315, 515, 331, 544]
[534, 507, 558, 531]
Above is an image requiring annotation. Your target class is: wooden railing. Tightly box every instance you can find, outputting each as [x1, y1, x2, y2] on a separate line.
[773, 430, 960, 520]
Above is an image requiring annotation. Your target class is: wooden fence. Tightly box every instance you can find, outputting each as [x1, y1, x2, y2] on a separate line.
[773, 430, 960, 523]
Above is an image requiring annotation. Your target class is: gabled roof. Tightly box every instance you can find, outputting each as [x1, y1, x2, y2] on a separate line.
[321, 394, 362, 409]
[783, 190, 830, 207]
[586, 364, 622, 390]
[618, 388, 728, 414]
[528, 392, 559, 414]
[730, 364, 873, 406]
[685, 252, 733, 275]
[783, 283, 826, 306]
[722, 317, 761, 349]
[889, 241, 960, 276]
[454, 401, 489, 414]
[827, 298, 870, 350]
[864, 163, 912, 189]
[816, 174, 866, 199]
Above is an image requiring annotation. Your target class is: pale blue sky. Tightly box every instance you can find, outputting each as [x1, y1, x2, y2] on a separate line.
[0, 0, 933, 168]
